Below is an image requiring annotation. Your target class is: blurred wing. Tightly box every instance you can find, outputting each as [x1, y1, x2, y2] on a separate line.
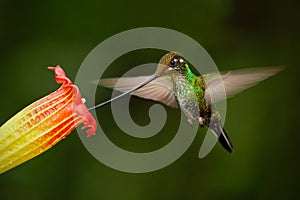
[204, 67, 284, 104]
[97, 75, 179, 108]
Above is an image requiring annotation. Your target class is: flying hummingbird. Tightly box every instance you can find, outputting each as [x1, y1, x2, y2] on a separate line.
[91, 52, 283, 153]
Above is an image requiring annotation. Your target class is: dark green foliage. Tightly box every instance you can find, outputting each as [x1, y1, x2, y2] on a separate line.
[0, 0, 299, 199]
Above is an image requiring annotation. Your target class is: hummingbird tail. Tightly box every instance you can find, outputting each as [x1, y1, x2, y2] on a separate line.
[211, 123, 233, 153]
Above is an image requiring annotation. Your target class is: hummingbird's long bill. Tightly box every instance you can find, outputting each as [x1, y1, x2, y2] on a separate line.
[88, 75, 157, 111]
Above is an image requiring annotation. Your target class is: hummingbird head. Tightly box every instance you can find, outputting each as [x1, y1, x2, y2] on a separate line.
[154, 52, 187, 76]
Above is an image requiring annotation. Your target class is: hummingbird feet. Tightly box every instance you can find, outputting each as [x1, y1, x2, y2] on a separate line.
[188, 117, 205, 127]
[198, 117, 205, 127]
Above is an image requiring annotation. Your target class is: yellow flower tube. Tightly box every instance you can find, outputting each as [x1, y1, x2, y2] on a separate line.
[0, 66, 97, 174]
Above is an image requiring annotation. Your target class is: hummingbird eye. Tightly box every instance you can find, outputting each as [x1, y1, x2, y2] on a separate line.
[170, 58, 177, 67]
[170, 60, 175, 66]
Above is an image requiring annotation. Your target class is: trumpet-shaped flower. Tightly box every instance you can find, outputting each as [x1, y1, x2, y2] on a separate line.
[0, 65, 97, 174]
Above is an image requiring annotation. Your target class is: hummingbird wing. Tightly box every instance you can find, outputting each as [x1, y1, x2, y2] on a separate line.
[97, 75, 179, 108]
[204, 67, 284, 104]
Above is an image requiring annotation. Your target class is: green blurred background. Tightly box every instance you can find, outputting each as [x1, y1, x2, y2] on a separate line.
[0, 0, 299, 199]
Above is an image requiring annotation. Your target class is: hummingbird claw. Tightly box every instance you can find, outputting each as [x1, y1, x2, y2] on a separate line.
[198, 117, 205, 127]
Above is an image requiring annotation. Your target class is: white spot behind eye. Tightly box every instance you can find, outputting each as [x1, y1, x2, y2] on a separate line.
[179, 58, 184, 63]
[82, 98, 86, 104]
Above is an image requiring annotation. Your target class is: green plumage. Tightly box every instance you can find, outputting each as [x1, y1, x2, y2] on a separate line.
[164, 53, 233, 152]
[170, 62, 213, 126]
[185, 64, 211, 124]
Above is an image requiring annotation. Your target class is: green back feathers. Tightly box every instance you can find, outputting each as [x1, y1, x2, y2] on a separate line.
[184, 64, 208, 109]
[185, 64, 204, 97]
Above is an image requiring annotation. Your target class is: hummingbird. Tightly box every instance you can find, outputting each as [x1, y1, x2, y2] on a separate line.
[92, 52, 283, 153]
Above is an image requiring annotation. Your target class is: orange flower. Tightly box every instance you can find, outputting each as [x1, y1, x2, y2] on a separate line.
[0, 65, 97, 174]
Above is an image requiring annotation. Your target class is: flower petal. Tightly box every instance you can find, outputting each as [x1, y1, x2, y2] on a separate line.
[0, 65, 97, 174]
